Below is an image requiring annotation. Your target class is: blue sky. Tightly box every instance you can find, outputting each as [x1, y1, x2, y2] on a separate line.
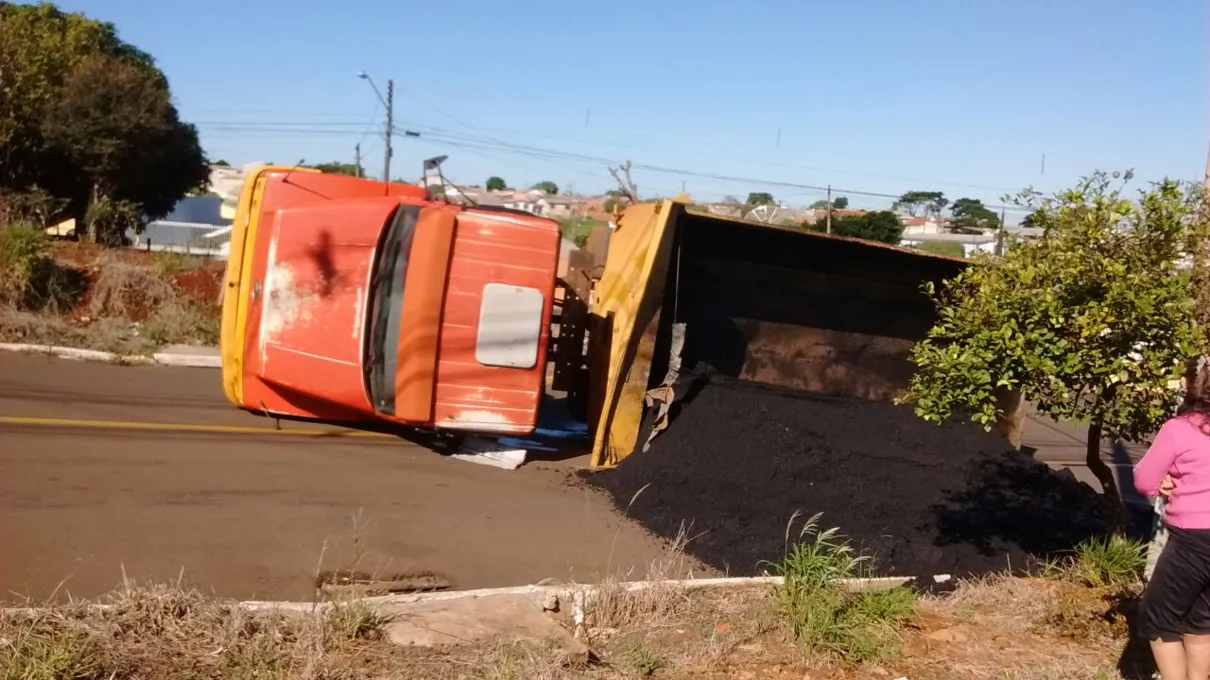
[52, 0, 1208, 212]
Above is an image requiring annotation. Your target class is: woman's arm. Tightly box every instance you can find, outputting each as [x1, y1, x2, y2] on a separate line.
[1135, 420, 1181, 498]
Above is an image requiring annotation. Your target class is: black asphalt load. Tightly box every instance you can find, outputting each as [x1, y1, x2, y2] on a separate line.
[582, 377, 1113, 580]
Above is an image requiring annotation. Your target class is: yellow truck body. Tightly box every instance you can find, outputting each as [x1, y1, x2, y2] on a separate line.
[580, 201, 968, 468]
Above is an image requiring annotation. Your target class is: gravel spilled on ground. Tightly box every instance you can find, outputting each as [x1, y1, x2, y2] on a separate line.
[582, 377, 1112, 580]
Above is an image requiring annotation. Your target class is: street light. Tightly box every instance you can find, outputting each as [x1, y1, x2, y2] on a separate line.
[357, 71, 393, 182]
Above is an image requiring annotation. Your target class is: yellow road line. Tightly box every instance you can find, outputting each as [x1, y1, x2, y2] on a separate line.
[0, 416, 394, 438]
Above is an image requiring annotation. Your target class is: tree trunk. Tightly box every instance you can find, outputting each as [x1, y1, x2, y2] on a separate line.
[993, 386, 1024, 449]
[1086, 418, 1126, 533]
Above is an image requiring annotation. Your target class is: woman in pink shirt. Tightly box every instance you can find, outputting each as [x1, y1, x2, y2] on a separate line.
[1136, 360, 1210, 679]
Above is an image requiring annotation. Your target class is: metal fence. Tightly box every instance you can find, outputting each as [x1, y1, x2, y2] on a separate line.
[127, 220, 231, 259]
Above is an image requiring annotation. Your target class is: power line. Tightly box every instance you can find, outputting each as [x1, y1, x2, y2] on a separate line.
[194, 119, 1028, 210]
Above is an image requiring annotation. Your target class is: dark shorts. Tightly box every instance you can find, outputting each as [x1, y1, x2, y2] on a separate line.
[1139, 525, 1210, 642]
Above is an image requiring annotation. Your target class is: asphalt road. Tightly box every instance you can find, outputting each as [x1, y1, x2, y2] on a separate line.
[0, 353, 677, 602]
[0, 352, 1152, 603]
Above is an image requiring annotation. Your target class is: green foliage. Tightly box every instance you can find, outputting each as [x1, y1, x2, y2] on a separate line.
[531, 180, 558, 194]
[485, 176, 507, 191]
[901, 171, 1208, 447]
[0, 187, 68, 229]
[309, 161, 362, 177]
[804, 210, 903, 245]
[893, 190, 947, 217]
[809, 196, 850, 210]
[603, 197, 626, 214]
[559, 217, 606, 247]
[0, 222, 83, 311]
[0, 2, 208, 241]
[764, 513, 916, 662]
[1062, 535, 1147, 588]
[949, 197, 1000, 232]
[746, 191, 775, 206]
[911, 240, 966, 258]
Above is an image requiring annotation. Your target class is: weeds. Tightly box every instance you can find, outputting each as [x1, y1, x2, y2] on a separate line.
[1063, 535, 1147, 589]
[622, 640, 666, 676]
[0, 243, 220, 353]
[0, 582, 398, 680]
[764, 512, 917, 662]
[0, 612, 113, 680]
[588, 524, 692, 630]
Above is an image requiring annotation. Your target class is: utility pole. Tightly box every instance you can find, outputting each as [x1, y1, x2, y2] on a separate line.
[383, 79, 394, 183]
[825, 185, 833, 234]
[996, 207, 1006, 257]
[354, 143, 362, 178]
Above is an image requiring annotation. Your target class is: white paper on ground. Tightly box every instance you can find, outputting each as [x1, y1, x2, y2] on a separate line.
[451, 438, 528, 470]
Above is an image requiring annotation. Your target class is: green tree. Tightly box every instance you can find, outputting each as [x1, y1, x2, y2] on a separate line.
[0, 2, 207, 242]
[899, 172, 1208, 529]
[949, 197, 1000, 232]
[213, 159, 230, 167]
[746, 192, 775, 206]
[485, 176, 507, 191]
[809, 196, 849, 210]
[309, 161, 362, 177]
[804, 210, 903, 245]
[893, 190, 947, 217]
[532, 181, 558, 194]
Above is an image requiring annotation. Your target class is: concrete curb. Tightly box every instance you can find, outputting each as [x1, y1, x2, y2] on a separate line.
[239, 574, 916, 614]
[0, 343, 219, 368]
[3, 575, 918, 618]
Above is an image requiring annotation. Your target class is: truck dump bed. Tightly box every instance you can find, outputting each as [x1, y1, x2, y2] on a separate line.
[585, 201, 968, 468]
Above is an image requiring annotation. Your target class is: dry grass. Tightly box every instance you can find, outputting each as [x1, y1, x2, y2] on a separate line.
[0, 246, 219, 354]
[0, 581, 396, 680]
[588, 524, 695, 631]
[903, 575, 1137, 680]
[0, 573, 1140, 680]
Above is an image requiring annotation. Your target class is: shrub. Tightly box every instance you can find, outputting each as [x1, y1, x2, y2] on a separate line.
[0, 223, 84, 311]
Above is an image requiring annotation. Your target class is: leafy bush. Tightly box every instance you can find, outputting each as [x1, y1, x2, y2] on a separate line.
[0, 222, 84, 311]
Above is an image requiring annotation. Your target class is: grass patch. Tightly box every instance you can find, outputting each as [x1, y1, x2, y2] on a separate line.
[764, 512, 917, 662]
[911, 240, 967, 258]
[621, 640, 666, 676]
[1060, 534, 1147, 589]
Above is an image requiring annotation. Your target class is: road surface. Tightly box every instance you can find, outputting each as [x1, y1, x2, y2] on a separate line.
[0, 353, 676, 602]
[0, 352, 1153, 603]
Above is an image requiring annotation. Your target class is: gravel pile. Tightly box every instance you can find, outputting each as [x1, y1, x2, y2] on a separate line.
[582, 377, 1113, 579]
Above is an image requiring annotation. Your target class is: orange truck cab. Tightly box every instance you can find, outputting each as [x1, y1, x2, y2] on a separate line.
[219, 166, 562, 435]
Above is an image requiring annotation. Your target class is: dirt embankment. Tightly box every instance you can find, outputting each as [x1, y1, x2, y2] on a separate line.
[583, 376, 1116, 580]
[0, 241, 223, 354]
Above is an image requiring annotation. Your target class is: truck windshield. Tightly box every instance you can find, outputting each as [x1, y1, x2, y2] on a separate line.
[364, 205, 419, 415]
